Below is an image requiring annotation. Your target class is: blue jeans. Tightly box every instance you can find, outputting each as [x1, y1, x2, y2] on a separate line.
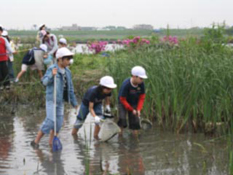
[73, 102, 102, 129]
[7, 60, 15, 81]
[40, 101, 64, 134]
[40, 117, 63, 134]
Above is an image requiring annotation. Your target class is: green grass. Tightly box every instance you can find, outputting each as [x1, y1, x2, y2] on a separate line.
[105, 38, 233, 135]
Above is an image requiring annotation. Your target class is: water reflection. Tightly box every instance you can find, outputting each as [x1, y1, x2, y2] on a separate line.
[116, 137, 145, 174]
[72, 136, 145, 175]
[0, 113, 14, 174]
[73, 44, 124, 54]
[0, 107, 231, 175]
[33, 149, 66, 175]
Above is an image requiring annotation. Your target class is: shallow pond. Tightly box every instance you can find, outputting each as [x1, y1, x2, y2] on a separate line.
[0, 106, 230, 175]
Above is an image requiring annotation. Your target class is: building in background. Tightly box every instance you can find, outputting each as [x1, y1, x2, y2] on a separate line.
[133, 24, 154, 30]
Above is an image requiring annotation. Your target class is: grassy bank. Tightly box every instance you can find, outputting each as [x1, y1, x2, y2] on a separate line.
[0, 52, 107, 108]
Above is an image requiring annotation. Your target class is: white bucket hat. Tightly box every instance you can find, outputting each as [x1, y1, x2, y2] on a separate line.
[56, 47, 74, 59]
[38, 24, 45, 30]
[39, 44, 47, 52]
[100, 76, 117, 89]
[131, 66, 148, 79]
[2, 30, 8, 36]
[59, 38, 67, 45]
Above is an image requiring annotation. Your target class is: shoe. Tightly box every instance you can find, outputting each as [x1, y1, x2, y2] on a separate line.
[30, 140, 39, 149]
[14, 78, 19, 83]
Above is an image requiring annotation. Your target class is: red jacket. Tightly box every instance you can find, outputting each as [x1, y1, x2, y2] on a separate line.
[0, 37, 7, 62]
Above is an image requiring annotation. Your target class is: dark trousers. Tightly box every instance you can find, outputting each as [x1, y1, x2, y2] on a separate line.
[7, 60, 15, 80]
[0, 61, 10, 87]
[117, 103, 141, 130]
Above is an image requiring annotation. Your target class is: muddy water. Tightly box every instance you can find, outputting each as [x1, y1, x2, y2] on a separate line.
[0, 106, 229, 175]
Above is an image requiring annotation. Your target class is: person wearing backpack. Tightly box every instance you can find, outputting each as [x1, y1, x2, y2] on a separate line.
[0, 26, 14, 91]
[15, 44, 47, 83]
[42, 31, 58, 66]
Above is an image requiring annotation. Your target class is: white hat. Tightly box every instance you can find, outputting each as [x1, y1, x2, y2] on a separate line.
[39, 44, 47, 52]
[38, 24, 45, 30]
[56, 47, 74, 59]
[2, 30, 8, 36]
[131, 66, 148, 79]
[59, 38, 67, 45]
[100, 76, 117, 89]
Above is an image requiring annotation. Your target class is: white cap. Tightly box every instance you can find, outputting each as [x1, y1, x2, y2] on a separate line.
[59, 38, 67, 45]
[131, 66, 148, 79]
[39, 44, 47, 52]
[56, 47, 74, 59]
[100, 76, 117, 89]
[38, 24, 45, 30]
[2, 30, 8, 36]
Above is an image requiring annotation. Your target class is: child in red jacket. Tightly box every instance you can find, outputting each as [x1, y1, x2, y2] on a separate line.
[117, 66, 148, 137]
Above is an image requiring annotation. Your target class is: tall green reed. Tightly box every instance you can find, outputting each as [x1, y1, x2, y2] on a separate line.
[106, 38, 233, 134]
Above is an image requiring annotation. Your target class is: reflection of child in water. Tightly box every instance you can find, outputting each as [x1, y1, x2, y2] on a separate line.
[88, 140, 145, 175]
[33, 149, 66, 174]
[117, 138, 145, 174]
[0, 138, 11, 160]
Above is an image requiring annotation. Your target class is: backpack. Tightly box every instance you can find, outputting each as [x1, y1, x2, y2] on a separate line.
[22, 48, 40, 65]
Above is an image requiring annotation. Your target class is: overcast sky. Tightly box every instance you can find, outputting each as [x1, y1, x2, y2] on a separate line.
[1, 0, 232, 29]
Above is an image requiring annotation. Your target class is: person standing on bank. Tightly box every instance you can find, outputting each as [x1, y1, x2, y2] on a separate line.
[42, 31, 58, 66]
[31, 47, 78, 148]
[117, 66, 148, 137]
[71, 76, 117, 140]
[1, 30, 17, 83]
[36, 24, 46, 44]
[0, 26, 14, 90]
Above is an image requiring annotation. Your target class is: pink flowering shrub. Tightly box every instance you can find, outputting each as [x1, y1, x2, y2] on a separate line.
[87, 41, 108, 54]
[120, 36, 150, 49]
[161, 36, 179, 45]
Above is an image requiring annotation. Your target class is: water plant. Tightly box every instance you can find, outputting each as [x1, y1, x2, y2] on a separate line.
[106, 34, 233, 135]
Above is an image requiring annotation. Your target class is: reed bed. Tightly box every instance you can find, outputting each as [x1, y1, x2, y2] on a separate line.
[106, 38, 233, 134]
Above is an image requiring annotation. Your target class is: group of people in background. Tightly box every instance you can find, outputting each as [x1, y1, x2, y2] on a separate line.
[0, 24, 71, 87]
[0, 24, 148, 149]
